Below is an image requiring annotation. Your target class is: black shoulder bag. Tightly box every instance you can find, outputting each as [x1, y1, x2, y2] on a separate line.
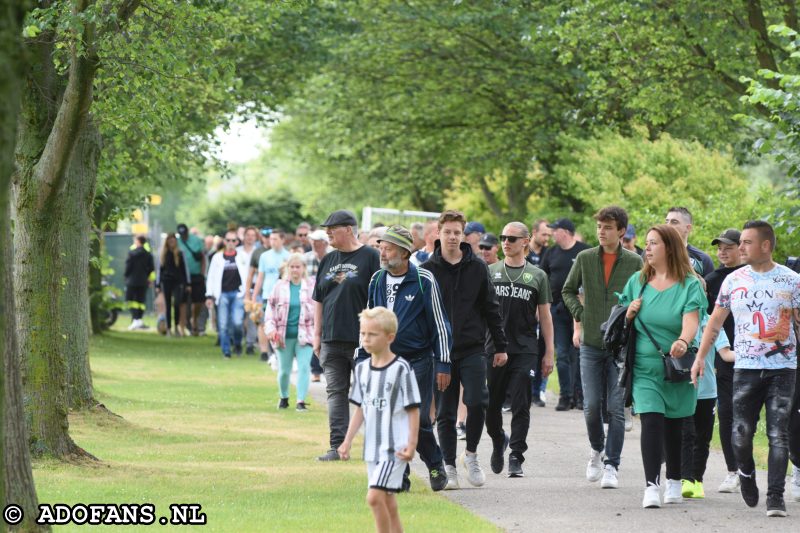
[637, 316, 697, 383]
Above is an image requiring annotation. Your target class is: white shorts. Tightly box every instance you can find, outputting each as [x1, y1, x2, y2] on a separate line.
[367, 460, 407, 492]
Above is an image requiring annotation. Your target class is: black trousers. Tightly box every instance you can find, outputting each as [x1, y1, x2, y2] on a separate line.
[733, 369, 796, 497]
[160, 281, 183, 330]
[715, 357, 737, 472]
[486, 353, 534, 462]
[125, 285, 147, 320]
[436, 353, 488, 466]
[640, 413, 684, 485]
[680, 398, 716, 482]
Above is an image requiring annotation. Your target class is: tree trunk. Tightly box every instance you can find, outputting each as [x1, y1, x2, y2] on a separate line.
[89, 198, 111, 335]
[62, 119, 101, 410]
[2, 2, 46, 530]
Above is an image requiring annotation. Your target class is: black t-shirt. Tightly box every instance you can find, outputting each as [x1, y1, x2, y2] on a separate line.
[704, 264, 745, 352]
[221, 251, 242, 292]
[313, 245, 381, 344]
[487, 262, 552, 355]
[540, 241, 590, 305]
[525, 245, 548, 267]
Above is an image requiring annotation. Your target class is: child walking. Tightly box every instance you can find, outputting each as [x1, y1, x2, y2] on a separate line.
[338, 307, 420, 533]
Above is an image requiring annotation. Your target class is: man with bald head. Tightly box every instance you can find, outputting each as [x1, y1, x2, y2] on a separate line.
[486, 221, 554, 478]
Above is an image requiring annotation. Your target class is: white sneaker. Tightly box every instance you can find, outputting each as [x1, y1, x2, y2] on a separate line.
[791, 465, 800, 502]
[460, 451, 486, 487]
[718, 471, 741, 493]
[600, 464, 619, 489]
[624, 407, 633, 432]
[128, 320, 138, 331]
[539, 391, 547, 405]
[664, 479, 683, 503]
[445, 465, 459, 490]
[586, 449, 604, 482]
[642, 483, 661, 508]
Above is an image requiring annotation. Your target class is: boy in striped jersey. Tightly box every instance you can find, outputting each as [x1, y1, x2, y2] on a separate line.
[339, 307, 421, 532]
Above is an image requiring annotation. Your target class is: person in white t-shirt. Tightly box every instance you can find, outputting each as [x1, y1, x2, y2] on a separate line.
[338, 307, 420, 533]
[693, 220, 800, 518]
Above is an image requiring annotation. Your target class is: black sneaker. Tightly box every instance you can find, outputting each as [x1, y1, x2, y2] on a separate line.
[766, 494, 787, 517]
[490, 433, 509, 474]
[429, 465, 447, 492]
[278, 398, 289, 409]
[507, 455, 524, 478]
[246, 345, 255, 355]
[234, 344, 243, 356]
[400, 472, 411, 492]
[260, 352, 269, 362]
[296, 401, 308, 412]
[317, 448, 340, 461]
[739, 470, 759, 508]
[575, 399, 584, 411]
[532, 398, 545, 408]
[502, 401, 512, 413]
[555, 396, 571, 411]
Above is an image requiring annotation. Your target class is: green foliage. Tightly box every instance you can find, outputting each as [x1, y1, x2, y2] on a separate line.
[195, 189, 305, 236]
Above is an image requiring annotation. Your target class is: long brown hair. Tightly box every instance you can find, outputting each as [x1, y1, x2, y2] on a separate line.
[161, 234, 181, 267]
[640, 224, 692, 283]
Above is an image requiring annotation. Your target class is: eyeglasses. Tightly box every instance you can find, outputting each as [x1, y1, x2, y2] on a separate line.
[225, 238, 237, 242]
[499, 235, 525, 243]
[297, 233, 308, 238]
[479, 245, 493, 251]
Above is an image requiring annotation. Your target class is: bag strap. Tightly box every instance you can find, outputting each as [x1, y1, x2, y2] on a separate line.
[632, 281, 667, 357]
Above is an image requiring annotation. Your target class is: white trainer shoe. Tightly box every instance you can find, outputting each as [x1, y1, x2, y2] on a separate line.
[600, 464, 619, 489]
[460, 451, 486, 487]
[642, 483, 661, 508]
[444, 465, 459, 490]
[624, 407, 633, 432]
[127, 320, 139, 331]
[718, 471, 741, 493]
[586, 449, 604, 482]
[664, 479, 683, 503]
[791, 465, 800, 502]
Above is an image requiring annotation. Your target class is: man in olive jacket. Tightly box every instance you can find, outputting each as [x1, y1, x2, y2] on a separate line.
[562, 206, 643, 490]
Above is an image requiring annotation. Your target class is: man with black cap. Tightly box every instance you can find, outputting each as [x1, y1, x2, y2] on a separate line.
[540, 218, 590, 411]
[479, 233, 500, 265]
[358, 225, 453, 491]
[314, 210, 381, 461]
[703, 228, 745, 492]
[177, 223, 206, 335]
[464, 221, 486, 255]
[622, 224, 645, 258]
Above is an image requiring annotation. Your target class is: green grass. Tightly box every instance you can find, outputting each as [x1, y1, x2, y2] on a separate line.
[33, 329, 497, 532]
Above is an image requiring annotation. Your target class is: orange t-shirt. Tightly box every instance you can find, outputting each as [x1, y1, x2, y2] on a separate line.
[602, 251, 617, 286]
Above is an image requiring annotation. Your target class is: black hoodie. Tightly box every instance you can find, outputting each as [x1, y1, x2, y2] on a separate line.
[705, 264, 745, 349]
[422, 241, 507, 360]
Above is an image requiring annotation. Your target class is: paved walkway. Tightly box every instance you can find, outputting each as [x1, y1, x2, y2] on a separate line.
[302, 375, 798, 532]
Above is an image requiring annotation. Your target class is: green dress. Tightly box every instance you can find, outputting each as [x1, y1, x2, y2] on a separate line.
[619, 273, 706, 418]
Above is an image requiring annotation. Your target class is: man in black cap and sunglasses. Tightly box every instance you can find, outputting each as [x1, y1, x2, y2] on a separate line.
[541, 218, 590, 411]
[313, 210, 381, 462]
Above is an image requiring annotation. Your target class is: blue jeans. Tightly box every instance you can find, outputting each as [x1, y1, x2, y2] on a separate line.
[580, 344, 625, 468]
[217, 291, 244, 356]
[553, 302, 581, 401]
[403, 356, 443, 471]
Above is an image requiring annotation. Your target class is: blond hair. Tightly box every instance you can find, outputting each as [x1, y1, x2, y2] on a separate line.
[359, 306, 398, 335]
[280, 252, 307, 280]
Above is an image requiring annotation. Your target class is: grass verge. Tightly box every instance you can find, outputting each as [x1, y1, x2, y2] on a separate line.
[33, 330, 498, 532]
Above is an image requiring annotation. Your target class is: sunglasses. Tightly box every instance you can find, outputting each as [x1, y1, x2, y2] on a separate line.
[499, 235, 525, 243]
[225, 238, 238, 242]
[297, 233, 308, 237]
[479, 245, 494, 251]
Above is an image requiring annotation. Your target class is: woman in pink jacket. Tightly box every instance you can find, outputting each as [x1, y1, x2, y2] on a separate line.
[264, 253, 315, 411]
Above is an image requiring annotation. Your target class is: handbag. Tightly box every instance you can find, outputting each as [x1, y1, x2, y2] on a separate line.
[637, 315, 696, 383]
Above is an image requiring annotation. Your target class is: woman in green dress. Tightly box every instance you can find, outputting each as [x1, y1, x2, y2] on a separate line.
[619, 224, 706, 509]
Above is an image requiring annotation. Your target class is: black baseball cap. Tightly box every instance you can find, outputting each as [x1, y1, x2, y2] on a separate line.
[479, 233, 499, 247]
[547, 218, 576, 234]
[320, 209, 358, 227]
[711, 229, 741, 246]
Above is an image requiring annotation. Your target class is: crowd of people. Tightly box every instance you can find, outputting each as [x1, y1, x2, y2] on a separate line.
[124, 205, 800, 530]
